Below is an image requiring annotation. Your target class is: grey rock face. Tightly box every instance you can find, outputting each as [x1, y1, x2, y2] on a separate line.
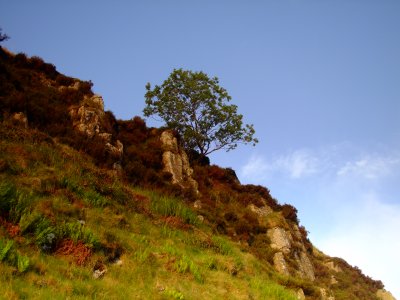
[160, 130, 198, 194]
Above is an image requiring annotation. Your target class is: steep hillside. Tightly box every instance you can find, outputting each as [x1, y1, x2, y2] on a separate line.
[0, 46, 395, 300]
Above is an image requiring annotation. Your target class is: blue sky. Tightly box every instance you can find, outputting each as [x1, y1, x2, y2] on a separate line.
[1, 0, 399, 297]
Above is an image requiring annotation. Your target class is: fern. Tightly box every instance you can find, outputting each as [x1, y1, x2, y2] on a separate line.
[0, 239, 14, 262]
[17, 253, 30, 273]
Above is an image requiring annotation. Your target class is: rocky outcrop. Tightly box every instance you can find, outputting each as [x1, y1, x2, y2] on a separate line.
[69, 95, 105, 138]
[266, 223, 315, 281]
[160, 130, 198, 194]
[295, 251, 315, 281]
[69, 94, 123, 162]
[273, 252, 290, 276]
[268, 227, 292, 254]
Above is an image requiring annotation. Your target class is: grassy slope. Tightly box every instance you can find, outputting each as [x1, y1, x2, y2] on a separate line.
[0, 124, 298, 300]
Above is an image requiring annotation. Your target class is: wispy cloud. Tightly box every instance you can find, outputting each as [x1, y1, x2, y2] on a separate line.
[240, 149, 322, 182]
[337, 155, 400, 180]
[240, 146, 400, 183]
[275, 149, 319, 178]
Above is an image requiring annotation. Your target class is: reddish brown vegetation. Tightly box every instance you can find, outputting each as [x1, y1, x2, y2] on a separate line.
[0, 217, 21, 237]
[55, 239, 92, 266]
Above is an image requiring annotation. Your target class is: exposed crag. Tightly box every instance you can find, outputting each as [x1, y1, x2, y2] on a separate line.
[160, 130, 199, 194]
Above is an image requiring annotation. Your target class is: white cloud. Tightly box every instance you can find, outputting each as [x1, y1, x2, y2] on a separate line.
[275, 149, 319, 178]
[240, 149, 321, 182]
[240, 154, 269, 180]
[337, 155, 400, 180]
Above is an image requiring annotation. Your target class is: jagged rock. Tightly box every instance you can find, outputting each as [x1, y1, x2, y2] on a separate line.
[106, 140, 123, 160]
[297, 288, 306, 300]
[70, 105, 102, 138]
[291, 224, 303, 241]
[160, 130, 199, 194]
[273, 252, 290, 276]
[330, 275, 338, 285]
[90, 94, 105, 111]
[295, 251, 315, 281]
[98, 132, 113, 143]
[267, 227, 292, 254]
[377, 289, 397, 300]
[11, 112, 28, 128]
[69, 94, 124, 163]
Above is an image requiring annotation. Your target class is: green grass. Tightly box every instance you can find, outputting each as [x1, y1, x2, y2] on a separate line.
[149, 192, 199, 226]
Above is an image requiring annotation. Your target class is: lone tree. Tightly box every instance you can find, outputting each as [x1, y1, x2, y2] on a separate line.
[144, 69, 258, 156]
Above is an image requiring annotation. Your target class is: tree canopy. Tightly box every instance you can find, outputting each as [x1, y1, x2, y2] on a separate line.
[143, 69, 258, 156]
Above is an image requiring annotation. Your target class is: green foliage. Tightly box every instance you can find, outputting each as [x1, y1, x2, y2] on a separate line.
[82, 189, 108, 207]
[211, 235, 233, 255]
[175, 255, 203, 283]
[150, 193, 198, 225]
[0, 181, 32, 223]
[0, 238, 30, 273]
[59, 221, 99, 248]
[17, 253, 30, 273]
[0, 239, 14, 262]
[164, 288, 185, 299]
[144, 69, 258, 156]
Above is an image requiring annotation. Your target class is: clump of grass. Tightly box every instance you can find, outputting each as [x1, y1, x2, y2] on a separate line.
[211, 235, 233, 255]
[175, 255, 203, 283]
[82, 189, 108, 207]
[60, 177, 108, 207]
[150, 193, 198, 226]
